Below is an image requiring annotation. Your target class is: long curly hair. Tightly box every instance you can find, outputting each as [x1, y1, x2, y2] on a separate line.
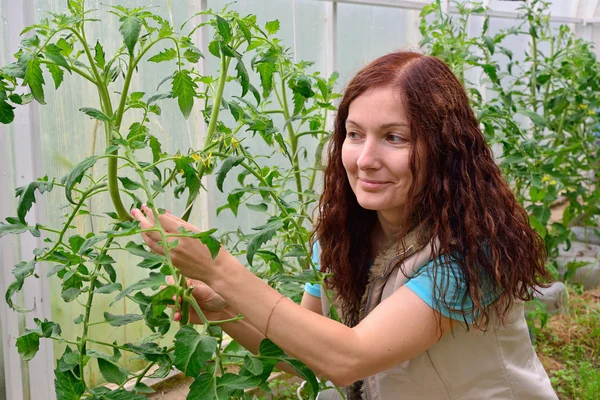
[313, 51, 552, 330]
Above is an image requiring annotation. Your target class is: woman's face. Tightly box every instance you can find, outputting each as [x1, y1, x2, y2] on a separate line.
[342, 86, 417, 219]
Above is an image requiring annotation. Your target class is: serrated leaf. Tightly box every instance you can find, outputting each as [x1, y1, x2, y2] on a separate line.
[258, 338, 285, 358]
[54, 368, 85, 400]
[118, 176, 142, 190]
[104, 312, 144, 327]
[183, 48, 202, 63]
[94, 41, 106, 69]
[120, 15, 142, 55]
[79, 107, 112, 122]
[47, 63, 64, 89]
[172, 70, 197, 119]
[97, 357, 128, 385]
[247, 218, 284, 266]
[61, 156, 99, 204]
[148, 48, 177, 63]
[265, 20, 280, 35]
[100, 389, 147, 400]
[255, 61, 276, 97]
[23, 54, 45, 104]
[218, 373, 258, 390]
[215, 15, 232, 42]
[0, 91, 15, 124]
[235, 61, 249, 97]
[216, 156, 244, 192]
[244, 355, 263, 375]
[0, 218, 39, 238]
[113, 272, 166, 303]
[173, 325, 218, 377]
[45, 43, 71, 72]
[147, 92, 172, 104]
[15, 178, 54, 223]
[237, 19, 252, 44]
[94, 282, 122, 294]
[16, 331, 40, 361]
[187, 373, 215, 399]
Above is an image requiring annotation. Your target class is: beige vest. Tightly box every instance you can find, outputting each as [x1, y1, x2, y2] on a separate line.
[319, 237, 558, 400]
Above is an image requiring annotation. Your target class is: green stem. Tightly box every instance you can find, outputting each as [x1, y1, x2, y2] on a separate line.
[79, 235, 117, 385]
[181, 55, 231, 221]
[277, 70, 304, 205]
[530, 24, 538, 137]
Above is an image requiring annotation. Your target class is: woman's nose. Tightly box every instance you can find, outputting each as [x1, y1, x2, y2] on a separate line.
[356, 139, 381, 170]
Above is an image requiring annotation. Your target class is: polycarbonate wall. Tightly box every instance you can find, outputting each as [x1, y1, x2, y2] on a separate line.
[1, 0, 600, 399]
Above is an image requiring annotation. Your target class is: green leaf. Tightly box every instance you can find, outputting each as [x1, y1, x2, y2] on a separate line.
[15, 178, 54, 223]
[61, 287, 81, 302]
[148, 48, 177, 63]
[0, 91, 15, 124]
[172, 70, 197, 119]
[247, 217, 284, 266]
[94, 41, 106, 69]
[286, 359, 319, 398]
[0, 218, 39, 238]
[120, 15, 142, 55]
[23, 54, 46, 104]
[215, 16, 232, 42]
[47, 64, 64, 89]
[184, 48, 203, 63]
[97, 357, 128, 385]
[79, 107, 112, 122]
[216, 156, 244, 192]
[45, 43, 71, 72]
[265, 20, 280, 35]
[255, 61, 276, 97]
[218, 373, 258, 390]
[235, 61, 249, 97]
[246, 202, 268, 213]
[187, 373, 215, 399]
[482, 36, 495, 54]
[289, 75, 315, 98]
[104, 312, 144, 327]
[99, 389, 147, 400]
[68, 234, 86, 253]
[517, 109, 547, 127]
[173, 325, 218, 377]
[16, 331, 40, 361]
[94, 282, 122, 294]
[114, 272, 166, 303]
[208, 40, 220, 58]
[243, 355, 263, 375]
[54, 368, 85, 400]
[61, 156, 99, 204]
[237, 19, 252, 44]
[79, 234, 106, 255]
[258, 338, 285, 358]
[118, 176, 142, 190]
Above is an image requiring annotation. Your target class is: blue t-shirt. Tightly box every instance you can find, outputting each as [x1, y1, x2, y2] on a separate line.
[305, 241, 497, 323]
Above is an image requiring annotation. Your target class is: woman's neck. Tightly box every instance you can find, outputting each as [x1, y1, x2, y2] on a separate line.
[372, 211, 403, 254]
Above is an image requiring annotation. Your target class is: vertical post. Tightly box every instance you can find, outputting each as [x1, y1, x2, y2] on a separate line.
[2, 1, 55, 399]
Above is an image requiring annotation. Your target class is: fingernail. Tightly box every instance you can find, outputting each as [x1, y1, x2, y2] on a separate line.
[142, 203, 147, 209]
[131, 209, 137, 216]
[166, 210, 172, 215]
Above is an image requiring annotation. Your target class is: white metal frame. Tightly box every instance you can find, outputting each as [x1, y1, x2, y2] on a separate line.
[2, 0, 599, 399]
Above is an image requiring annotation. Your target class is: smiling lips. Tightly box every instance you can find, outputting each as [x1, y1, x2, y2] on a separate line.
[358, 178, 391, 189]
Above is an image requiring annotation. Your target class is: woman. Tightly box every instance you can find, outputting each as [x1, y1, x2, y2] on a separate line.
[132, 52, 558, 399]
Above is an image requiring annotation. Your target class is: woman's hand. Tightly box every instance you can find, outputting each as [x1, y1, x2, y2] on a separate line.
[166, 276, 229, 324]
[131, 204, 227, 282]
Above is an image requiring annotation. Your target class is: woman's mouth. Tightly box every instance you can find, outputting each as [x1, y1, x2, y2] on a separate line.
[358, 178, 391, 189]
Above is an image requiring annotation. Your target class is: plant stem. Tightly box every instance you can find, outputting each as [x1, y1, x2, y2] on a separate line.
[181, 55, 231, 221]
[277, 70, 304, 205]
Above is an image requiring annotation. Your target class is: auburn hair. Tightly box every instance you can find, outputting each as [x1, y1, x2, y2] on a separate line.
[313, 51, 551, 330]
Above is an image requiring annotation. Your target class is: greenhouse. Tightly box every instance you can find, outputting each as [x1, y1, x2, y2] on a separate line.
[1, 0, 599, 399]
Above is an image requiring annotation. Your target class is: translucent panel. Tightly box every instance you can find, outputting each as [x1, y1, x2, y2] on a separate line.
[336, 3, 414, 88]
[205, 0, 328, 249]
[489, 0, 576, 17]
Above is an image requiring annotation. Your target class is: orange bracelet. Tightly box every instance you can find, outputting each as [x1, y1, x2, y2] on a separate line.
[265, 295, 285, 338]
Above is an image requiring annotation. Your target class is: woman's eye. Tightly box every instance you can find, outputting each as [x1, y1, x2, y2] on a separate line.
[347, 131, 361, 139]
[386, 134, 405, 144]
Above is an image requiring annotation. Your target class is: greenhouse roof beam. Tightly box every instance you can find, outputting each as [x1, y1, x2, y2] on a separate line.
[313, 0, 598, 24]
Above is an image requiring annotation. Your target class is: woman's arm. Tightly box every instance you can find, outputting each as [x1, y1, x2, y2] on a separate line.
[133, 207, 452, 387]
[211, 252, 453, 387]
